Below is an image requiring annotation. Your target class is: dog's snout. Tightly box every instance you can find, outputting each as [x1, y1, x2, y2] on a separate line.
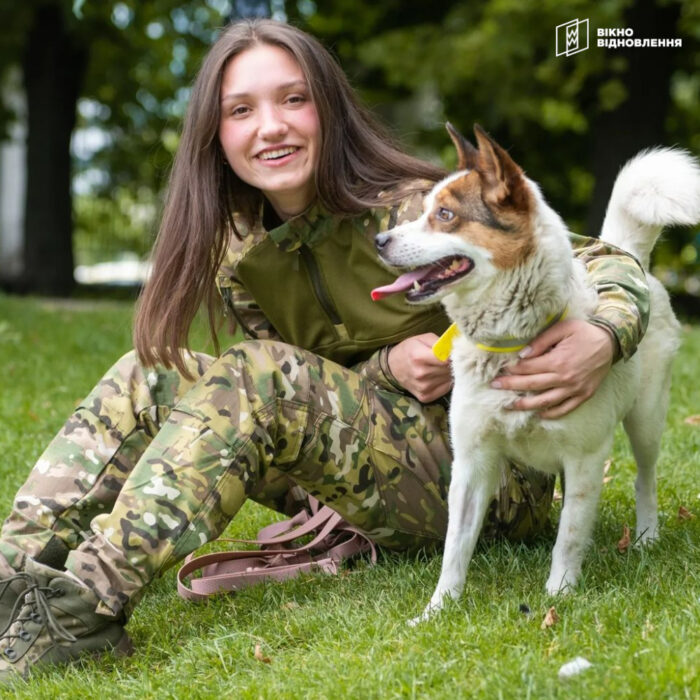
[375, 232, 391, 251]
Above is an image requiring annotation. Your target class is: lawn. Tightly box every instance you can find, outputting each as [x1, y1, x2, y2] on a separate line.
[0, 292, 698, 699]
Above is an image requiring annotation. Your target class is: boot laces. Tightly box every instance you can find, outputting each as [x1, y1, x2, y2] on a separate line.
[0, 581, 78, 660]
[0, 572, 32, 601]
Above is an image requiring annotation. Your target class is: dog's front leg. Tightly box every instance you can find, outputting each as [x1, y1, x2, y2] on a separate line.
[410, 447, 501, 625]
[546, 448, 609, 595]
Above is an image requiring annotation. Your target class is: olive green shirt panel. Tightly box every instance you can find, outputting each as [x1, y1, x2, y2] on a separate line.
[233, 221, 450, 365]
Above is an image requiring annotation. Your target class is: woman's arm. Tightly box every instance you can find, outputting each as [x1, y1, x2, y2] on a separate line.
[569, 234, 650, 360]
[356, 335, 452, 402]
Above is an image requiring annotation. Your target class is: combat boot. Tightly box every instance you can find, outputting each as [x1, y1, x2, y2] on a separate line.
[0, 559, 132, 685]
[0, 556, 31, 632]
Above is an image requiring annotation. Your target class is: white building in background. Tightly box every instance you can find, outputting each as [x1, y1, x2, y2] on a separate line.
[0, 67, 26, 280]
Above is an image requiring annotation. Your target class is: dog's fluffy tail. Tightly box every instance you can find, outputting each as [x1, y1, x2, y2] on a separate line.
[600, 148, 700, 269]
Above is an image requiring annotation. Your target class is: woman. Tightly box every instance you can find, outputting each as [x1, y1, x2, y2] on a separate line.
[0, 19, 648, 681]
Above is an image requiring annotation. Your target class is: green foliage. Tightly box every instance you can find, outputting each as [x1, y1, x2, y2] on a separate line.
[0, 294, 698, 696]
[304, 0, 699, 207]
[72, 188, 159, 265]
[73, 1, 229, 194]
[301, 0, 700, 277]
[1, 1, 699, 282]
[1, 1, 234, 259]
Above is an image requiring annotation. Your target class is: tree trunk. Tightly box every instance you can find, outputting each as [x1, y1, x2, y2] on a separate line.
[21, 3, 87, 295]
[586, 1, 681, 236]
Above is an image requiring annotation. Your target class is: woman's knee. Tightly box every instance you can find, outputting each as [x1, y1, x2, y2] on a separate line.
[83, 349, 215, 420]
[218, 339, 314, 405]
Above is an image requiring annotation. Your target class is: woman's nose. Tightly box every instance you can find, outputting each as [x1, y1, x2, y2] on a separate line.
[257, 105, 288, 139]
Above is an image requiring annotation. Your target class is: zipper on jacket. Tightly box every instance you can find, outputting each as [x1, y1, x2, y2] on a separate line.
[219, 284, 232, 316]
[298, 244, 343, 326]
[218, 282, 256, 337]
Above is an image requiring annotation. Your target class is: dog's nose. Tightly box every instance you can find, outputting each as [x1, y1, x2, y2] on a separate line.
[375, 233, 391, 251]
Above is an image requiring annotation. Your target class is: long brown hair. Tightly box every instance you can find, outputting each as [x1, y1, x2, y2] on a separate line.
[134, 18, 446, 376]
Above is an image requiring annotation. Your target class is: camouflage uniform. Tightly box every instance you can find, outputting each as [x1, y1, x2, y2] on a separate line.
[0, 190, 649, 619]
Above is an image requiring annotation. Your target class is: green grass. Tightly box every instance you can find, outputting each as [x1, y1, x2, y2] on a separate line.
[0, 292, 698, 699]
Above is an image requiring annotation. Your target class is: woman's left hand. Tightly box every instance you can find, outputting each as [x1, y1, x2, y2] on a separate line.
[490, 319, 616, 418]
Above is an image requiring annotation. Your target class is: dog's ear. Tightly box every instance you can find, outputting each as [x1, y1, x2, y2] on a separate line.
[473, 124, 529, 211]
[446, 122, 478, 170]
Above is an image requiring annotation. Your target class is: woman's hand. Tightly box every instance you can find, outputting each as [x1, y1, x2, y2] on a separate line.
[388, 334, 453, 403]
[491, 320, 616, 418]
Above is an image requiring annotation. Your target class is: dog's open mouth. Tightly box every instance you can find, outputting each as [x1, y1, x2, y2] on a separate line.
[371, 255, 473, 302]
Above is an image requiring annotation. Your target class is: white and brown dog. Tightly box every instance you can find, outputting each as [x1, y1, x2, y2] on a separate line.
[372, 124, 700, 622]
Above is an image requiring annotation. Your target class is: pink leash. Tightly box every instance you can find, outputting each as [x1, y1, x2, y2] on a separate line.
[177, 498, 377, 601]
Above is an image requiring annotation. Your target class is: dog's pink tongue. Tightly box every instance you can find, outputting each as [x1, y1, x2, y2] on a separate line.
[371, 268, 427, 301]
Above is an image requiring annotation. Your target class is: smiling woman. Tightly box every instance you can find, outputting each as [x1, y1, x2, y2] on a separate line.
[0, 17, 653, 684]
[218, 45, 320, 219]
[133, 19, 448, 376]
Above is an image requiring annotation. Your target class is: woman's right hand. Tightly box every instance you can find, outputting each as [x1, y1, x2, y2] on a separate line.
[388, 334, 453, 403]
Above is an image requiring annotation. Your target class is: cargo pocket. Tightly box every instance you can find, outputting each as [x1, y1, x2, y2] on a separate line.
[366, 386, 451, 542]
[284, 380, 392, 535]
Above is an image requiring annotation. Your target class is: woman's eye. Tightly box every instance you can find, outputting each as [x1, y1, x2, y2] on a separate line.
[286, 94, 307, 105]
[231, 105, 250, 117]
[436, 207, 455, 222]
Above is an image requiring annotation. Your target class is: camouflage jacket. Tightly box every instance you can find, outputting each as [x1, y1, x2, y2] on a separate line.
[216, 191, 650, 394]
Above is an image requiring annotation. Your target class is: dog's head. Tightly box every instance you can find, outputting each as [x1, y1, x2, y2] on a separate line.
[372, 124, 537, 304]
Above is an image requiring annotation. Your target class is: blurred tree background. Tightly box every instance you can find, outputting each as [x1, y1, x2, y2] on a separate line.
[0, 0, 698, 309]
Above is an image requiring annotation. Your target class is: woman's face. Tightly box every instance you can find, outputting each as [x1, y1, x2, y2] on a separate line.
[219, 44, 321, 220]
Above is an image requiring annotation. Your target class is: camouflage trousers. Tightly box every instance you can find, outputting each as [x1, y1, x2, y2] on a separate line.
[0, 340, 554, 618]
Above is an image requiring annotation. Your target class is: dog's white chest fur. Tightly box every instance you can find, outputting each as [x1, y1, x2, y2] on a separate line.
[448, 324, 639, 476]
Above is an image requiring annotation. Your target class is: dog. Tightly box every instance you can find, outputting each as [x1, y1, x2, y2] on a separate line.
[371, 124, 700, 622]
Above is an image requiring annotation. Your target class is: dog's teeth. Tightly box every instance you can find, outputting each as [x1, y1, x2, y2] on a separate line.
[412, 281, 421, 291]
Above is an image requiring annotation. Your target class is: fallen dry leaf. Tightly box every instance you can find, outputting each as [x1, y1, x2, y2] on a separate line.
[678, 506, 695, 521]
[541, 606, 559, 629]
[617, 524, 631, 553]
[254, 644, 272, 664]
[602, 459, 615, 484]
[282, 601, 300, 610]
[684, 415, 700, 426]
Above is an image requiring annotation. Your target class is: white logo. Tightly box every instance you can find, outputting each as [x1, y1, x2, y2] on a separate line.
[556, 18, 589, 56]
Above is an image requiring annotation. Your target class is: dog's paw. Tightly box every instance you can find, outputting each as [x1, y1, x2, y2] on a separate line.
[407, 604, 441, 627]
[545, 575, 575, 596]
[635, 526, 659, 546]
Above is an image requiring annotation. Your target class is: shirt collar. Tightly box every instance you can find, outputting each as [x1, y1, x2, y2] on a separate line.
[266, 199, 341, 252]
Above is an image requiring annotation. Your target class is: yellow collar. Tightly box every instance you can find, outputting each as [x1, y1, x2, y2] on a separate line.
[432, 307, 569, 361]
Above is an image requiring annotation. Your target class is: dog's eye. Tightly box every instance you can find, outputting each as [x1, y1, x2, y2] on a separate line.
[435, 207, 455, 222]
